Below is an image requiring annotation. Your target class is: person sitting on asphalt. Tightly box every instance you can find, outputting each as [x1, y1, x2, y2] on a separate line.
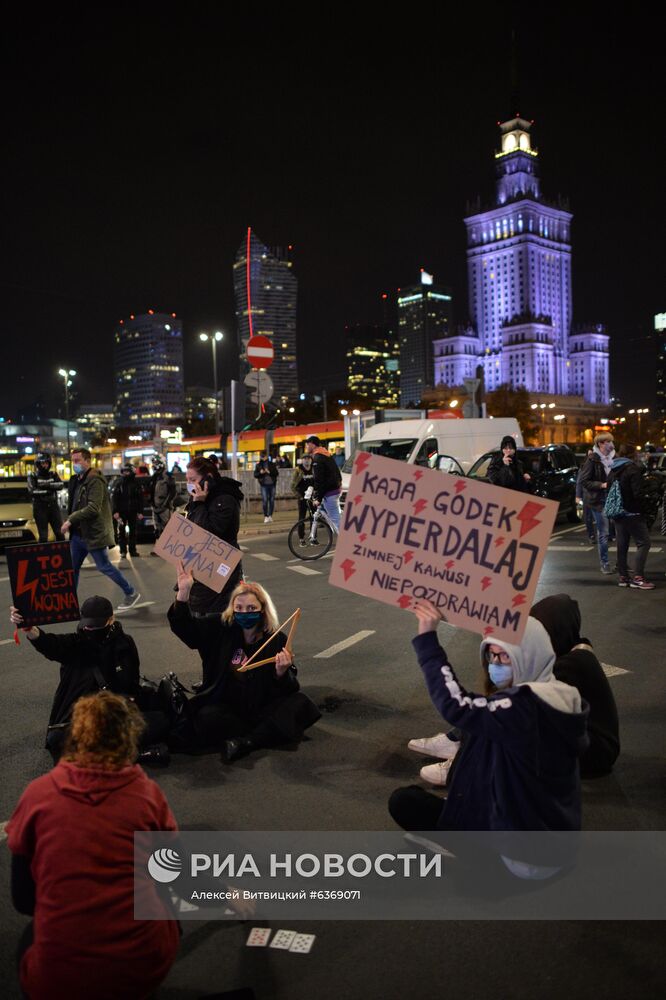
[7, 690, 180, 1000]
[487, 435, 531, 492]
[10, 596, 170, 765]
[530, 594, 620, 778]
[185, 456, 244, 614]
[167, 569, 320, 761]
[606, 443, 655, 590]
[389, 600, 588, 877]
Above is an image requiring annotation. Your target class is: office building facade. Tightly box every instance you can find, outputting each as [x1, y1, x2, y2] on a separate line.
[346, 324, 400, 407]
[114, 311, 184, 430]
[398, 272, 453, 406]
[233, 229, 298, 404]
[435, 117, 609, 403]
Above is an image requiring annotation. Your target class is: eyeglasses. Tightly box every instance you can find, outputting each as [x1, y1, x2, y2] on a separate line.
[487, 650, 512, 665]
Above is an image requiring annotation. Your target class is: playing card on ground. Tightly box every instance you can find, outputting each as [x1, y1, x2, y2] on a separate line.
[289, 933, 316, 954]
[246, 927, 272, 947]
[270, 929, 296, 950]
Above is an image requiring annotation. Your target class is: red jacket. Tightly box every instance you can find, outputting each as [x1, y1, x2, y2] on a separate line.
[7, 761, 179, 1000]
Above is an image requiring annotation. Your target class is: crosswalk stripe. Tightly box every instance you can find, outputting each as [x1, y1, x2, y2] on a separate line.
[287, 565, 322, 576]
[314, 630, 376, 659]
[251, 553, 280, 561]
[601, 663, 630, 678]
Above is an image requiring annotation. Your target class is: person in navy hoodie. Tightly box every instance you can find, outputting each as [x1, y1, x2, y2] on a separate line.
[389, 600, 588, 875]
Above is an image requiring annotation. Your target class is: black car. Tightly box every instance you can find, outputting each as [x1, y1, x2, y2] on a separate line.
[467, 445, 580, 522]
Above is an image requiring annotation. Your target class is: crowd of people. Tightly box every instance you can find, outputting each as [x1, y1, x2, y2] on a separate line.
[6, 429, 662, 996]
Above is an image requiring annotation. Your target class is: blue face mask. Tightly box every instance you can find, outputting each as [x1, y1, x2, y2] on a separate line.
[73, 463, 84, 474]
[488, 660, 513, 688]
[234, 611, 263, 629]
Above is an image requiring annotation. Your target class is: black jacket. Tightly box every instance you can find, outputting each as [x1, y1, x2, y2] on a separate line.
[111, 476, 145, 515]
[487, 453, 529, 492]
[579, 452, 610, 511]
[311, 450, 342, 501]
[530, 595, 620, 778]
[606, 458, 647, 516]
[254, 460, 278, 486]
[29, 623, 141, 728]
[186, 476, 244, 612]
[27, 470, 63, 505]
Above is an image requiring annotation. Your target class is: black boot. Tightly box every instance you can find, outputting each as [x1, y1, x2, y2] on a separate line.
[139, 743, 171, 767]
[222, 737, 256, 763]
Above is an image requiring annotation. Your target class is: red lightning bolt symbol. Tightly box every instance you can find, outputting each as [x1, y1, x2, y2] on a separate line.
[353, 495, 363, 506]
[413, 499, 428, 515]
[354, 452, 371, 474]
[397, 596, 412, 609]
[340, 559, 356, 582]
[445, 560, 455, 569]
[516, 500, 546, 538]
[454, 479, 467, 494]
[481, 577, 492, 591]
[494, 536, 505, 548]
[15, 560, 39, 608]
[359, 533, 367, 542]
[483, 626, 495, 636]
[402, 551, 414, 564]
[413, 470, 424, 480]
[512, 594, 527, 607]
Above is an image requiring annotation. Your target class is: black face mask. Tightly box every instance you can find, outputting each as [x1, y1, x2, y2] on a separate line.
[80, 624, 113, 641]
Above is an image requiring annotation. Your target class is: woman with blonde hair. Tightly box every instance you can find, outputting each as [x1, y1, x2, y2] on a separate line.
[168, 566, 320, 760]
[7, 691, 179, 1000]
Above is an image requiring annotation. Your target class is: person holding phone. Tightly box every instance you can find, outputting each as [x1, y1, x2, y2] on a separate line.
[184, 457, 244, 614]
[487, 435, 531, 492]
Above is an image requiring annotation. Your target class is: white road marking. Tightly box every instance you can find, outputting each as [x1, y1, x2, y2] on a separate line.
[0, 577, 9, 583]
[115, 601, 156, 613]
[601, 663, 630, 678]
[287, 565, 322, 576]
[551, 525, 585, 538]
[548, 545, 594, 552]
[250, 553, 279, 561]
[0, 821, 7, 843]
[314, 630, 376, 659]
[0, 638, 16, 646]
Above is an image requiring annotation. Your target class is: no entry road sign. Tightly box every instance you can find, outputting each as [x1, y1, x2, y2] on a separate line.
[247, 335, 274, 370]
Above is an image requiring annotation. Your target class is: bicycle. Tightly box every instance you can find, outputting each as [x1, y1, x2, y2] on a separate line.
[287, 498, 338, 560]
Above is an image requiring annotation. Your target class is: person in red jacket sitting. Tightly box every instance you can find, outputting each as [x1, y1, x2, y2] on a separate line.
[7, 691, 180, 1000]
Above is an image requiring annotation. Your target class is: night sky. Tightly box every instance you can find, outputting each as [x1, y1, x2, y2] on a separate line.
[4, 13, 664, 419]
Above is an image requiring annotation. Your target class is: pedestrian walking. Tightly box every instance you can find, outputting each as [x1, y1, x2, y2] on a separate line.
[61, 448, 140, 610]
[27, 452, 64, 542]
[254, 452, 278, 522]
[305, 435, 342, 532]
[487, 436, 532, 492]
[185, 457, 243, 614]
[606, 443, 655, 589]
[111, 463, 144, 560]
[576, 451, 596, 542]
[579, 432, 615, 574]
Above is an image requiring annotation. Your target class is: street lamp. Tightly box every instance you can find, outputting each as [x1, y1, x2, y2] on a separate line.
[199, 332, 224, 434]
[58, 368, 76, 454]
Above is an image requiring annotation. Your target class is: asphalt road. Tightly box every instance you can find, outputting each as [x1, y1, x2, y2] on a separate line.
[0, 521, 664, 999]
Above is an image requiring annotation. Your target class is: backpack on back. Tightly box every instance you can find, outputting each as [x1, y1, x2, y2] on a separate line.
[603, 478, 627, 519]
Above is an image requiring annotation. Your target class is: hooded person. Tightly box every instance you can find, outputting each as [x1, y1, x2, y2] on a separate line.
[389, 602, 588, 862]
[605, 443, 654, 589]
[529, 594, 619, 778]
[487, 435, 531, 492]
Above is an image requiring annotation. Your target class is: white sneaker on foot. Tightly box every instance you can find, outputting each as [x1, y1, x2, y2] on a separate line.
[117, 591, 141, 611]
[263, 516, 270, 523]
[408, 733, 460, 759]
[420, 759, 454, 786]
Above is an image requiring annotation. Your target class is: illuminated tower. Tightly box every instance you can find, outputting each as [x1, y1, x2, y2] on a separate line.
[397, 272, 453, 406]
[233, 229, 298, 403]
[113, 311, 184, 430]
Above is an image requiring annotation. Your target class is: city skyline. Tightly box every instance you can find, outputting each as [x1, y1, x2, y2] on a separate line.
[3, 16, 663, 418]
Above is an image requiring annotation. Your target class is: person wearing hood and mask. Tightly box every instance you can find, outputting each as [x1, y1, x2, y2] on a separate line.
[487, 436, 531, 493]
[579, 431, 616, 575]
[389, 600, 588, 871]
[184, 456, 244, 614]
[530, 594, 620, 778]
[606, 443, 654, 589]
[168, 574, 320, 761]
[7, 690, 180, 1000]
[9, 596, 170, 765]
[304, 435, 342, 531]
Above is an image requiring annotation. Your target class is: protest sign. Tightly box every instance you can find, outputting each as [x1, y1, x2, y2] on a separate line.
[6, 541, 80, 627]
[153, 512, 242, 593]
[329, 452, 559, 643]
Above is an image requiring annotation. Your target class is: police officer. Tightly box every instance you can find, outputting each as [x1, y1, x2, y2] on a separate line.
[27, 453, 64, 542]
[111, 464, 145, 561]
[150, 457, 177, 542]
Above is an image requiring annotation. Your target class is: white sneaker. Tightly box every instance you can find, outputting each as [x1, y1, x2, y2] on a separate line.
[267, 516, 273, 522]
[264, 516, 270, 523]
[117, 591, 141, 611]
[408, 733, 460, 759]
[420, 759, 454, 787]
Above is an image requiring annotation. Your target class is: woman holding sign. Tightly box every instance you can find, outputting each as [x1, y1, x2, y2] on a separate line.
[167, 569, 320, 761]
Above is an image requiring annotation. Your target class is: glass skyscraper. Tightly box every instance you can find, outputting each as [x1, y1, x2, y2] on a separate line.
[435, 118, 609, 404]
[346, 324, 400, 407]
[233, 229, 298, 403]
[398, 273, 453, 406]
[113, 311, 184, 430]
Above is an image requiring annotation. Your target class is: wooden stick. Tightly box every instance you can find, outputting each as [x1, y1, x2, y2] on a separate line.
[236, 608, 301, 672]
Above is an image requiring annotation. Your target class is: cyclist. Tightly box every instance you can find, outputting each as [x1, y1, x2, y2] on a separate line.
[304, 435, 342, 532]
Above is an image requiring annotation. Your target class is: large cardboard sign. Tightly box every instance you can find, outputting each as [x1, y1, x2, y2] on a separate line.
[154, 512, 242, 593]
[6, 541, 80, 627]
[329, 452, 559, 643]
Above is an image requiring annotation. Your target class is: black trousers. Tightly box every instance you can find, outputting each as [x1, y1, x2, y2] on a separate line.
[297, 498, 308, 538]
[115, 511, 139, 554]
[388, 785, 445, 831]
[45, 709, 170, 763]
[33, 503, 64, 543]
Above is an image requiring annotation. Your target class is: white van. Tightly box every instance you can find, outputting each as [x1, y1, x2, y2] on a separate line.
[340, 417, 523, 497]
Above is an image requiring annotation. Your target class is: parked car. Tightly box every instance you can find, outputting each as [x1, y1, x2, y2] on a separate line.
[0, 477, 62, 549]
[467, 445, 580, 522]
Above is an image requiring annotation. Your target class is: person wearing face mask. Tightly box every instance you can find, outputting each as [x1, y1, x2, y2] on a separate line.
[184, 457, 244, 615]
[9, 597, 169, 764]
[27, 452, 65, 542]
[579, 431, 616, 575]
[111, 463, 145, 561]
[167, 572, 320, 761]
[389, 600, 588, 869]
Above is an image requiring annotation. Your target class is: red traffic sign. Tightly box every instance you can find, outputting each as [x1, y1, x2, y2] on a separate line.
[247, 335, 274, 370]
